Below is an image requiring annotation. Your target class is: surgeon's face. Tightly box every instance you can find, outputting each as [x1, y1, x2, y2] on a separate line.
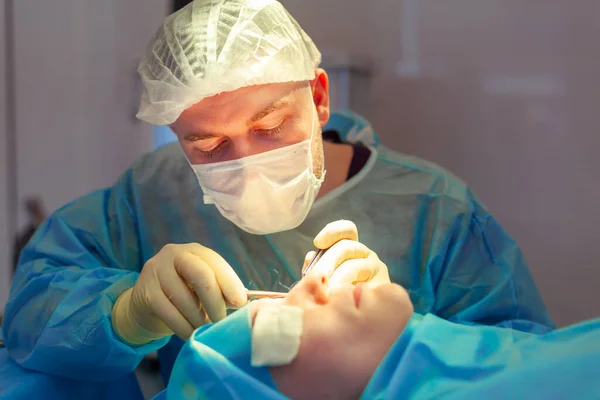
[170, 69, 331, 178]
[254, 275, 414, 400]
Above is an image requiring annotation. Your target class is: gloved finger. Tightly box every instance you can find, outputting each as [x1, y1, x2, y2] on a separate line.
[225, 299, 244, 310]
[175, 252, 227, 323]
[159, 262, 207, 328]
[307, 239, 370, 278]
[151, 287, 195, 340]
[302, 251, 317, 273]
[327, 257, 380, 287]
[313, 220, 358, 250]
[188, 244, 248, 308]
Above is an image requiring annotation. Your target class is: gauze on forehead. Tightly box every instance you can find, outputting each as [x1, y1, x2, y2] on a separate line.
[251, 305, 304, 367]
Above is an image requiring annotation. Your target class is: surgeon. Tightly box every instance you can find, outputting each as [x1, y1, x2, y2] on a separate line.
[3, 0, 553, 398]
[158, 274, 600, 400]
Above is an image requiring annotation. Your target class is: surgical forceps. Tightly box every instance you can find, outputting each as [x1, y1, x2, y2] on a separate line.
[246, 247, 329, 300]
[246, 290, 288, 301]
[302, 248, 327, 277]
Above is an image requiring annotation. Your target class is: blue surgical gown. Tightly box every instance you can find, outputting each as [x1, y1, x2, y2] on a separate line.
[155, 308, 600, 400]
[2, 111, 554, 398]
[0, 346, 144, 400]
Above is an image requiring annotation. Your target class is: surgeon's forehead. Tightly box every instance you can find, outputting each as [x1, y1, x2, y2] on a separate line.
[173, 81, 309, 133]
[207, 81, 307, 107]
[189, 81, 307, 118]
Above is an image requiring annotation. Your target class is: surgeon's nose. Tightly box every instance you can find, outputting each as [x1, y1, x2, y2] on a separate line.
[230, 137, 254, 159]
[302, 274, 329, 305]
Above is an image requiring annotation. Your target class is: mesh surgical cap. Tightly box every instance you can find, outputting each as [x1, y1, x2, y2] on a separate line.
[137, 0, 322, 126]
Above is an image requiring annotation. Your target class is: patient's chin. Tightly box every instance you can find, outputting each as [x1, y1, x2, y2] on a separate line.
[270, 368, 363, 400]
[269, 349, 370, 400]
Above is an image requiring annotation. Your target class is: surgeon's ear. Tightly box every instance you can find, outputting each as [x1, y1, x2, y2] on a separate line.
[311, 68, 330, 127]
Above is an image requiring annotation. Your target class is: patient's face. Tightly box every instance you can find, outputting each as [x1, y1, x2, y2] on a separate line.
[253, 275, 414, 400]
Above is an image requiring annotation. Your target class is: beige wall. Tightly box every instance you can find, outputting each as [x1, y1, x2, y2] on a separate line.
[11, 0, 168, 230]
[284, 0, 600, 326]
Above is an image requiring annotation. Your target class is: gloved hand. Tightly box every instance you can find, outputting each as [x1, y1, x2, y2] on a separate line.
[112, 243, 247, 345]
[302, 220, 390, 287]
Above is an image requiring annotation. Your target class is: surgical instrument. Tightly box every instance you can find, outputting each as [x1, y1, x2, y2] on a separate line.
[246, 290, 288, 300]
[302, 248, 326, 277]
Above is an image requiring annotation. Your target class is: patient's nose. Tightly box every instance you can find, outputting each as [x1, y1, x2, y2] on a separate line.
[302, 274, 329, 304]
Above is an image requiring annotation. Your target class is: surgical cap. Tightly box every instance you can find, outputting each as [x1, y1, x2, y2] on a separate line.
[137, 0, 322, 126]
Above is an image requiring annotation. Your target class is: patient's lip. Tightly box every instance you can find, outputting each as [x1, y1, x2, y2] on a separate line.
[353, 283, 365, 308]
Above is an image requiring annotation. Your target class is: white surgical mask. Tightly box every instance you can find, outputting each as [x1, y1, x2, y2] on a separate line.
[190, 103, 325, 235]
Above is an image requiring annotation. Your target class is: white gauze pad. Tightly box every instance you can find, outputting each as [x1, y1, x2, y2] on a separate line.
[251, 305, 304, 367]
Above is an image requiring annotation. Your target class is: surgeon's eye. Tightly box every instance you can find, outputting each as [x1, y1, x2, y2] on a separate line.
[255, 119, 286, 137]
[196, 138, 230, 158]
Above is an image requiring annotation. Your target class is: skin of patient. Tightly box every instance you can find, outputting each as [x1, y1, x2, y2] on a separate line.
[251, 275, 414, 399]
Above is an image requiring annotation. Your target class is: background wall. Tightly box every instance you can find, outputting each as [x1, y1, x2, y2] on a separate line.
[284, 0, 600, 326]
[11, 0, 168, 228]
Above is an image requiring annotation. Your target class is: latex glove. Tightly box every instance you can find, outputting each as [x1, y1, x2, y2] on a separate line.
[112, 243, 247, 345]
[302, 220, 390, 287]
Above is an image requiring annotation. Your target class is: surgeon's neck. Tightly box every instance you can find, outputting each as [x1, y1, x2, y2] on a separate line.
[317, 141, 353, 199]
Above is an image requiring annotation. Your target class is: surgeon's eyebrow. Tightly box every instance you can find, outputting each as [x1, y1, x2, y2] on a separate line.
[246, 98, 292, 126]
[184, 132, 218, 141]
[247, 84, 308, 126]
